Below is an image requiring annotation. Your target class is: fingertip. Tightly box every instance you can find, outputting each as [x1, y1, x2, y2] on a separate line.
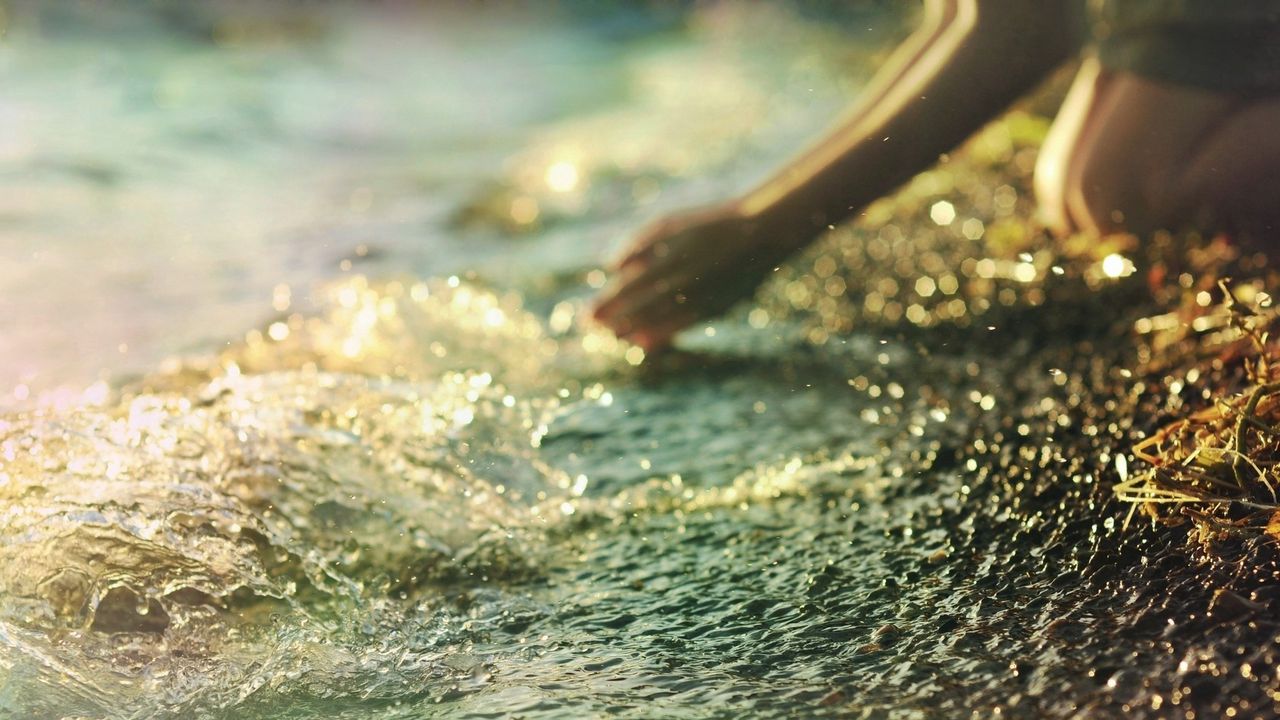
[613, 252, 639, 271]
[615, 257, 652, 281]
[633, 331, 671, 355]
[590, 288, 620, 322]
[596, 309, 632, 337]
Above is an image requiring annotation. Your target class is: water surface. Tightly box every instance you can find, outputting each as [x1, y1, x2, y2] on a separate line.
[4, 3, 1279, 719]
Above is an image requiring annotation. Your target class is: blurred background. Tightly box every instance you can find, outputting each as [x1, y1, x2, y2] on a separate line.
[0, 0, 908, 406]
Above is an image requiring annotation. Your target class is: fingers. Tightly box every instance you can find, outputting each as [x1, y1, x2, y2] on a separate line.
[603, 278, 699, 347]
[591, 253, 688, 326]
[625, 310, 698, 353]
[611, 240, 656, 274]
[614, 234, 674, 271]
[609, 218, 680, 272]
[591, 271, 689, 336]
[590, 207, 735, 354]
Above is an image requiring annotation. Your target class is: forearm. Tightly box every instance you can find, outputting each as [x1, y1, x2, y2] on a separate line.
[735, 0, 1080, 240]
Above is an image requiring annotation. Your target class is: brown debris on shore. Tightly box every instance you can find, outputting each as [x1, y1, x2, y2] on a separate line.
[1120, 280, 1280, 544]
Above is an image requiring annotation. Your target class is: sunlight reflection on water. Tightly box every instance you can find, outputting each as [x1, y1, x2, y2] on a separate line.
[14, 3, 1274, 719]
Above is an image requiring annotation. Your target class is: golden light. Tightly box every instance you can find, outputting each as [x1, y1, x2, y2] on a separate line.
[960, 218, 985, 240]
[1100, 253, 1133, 279]
[929, 200, 955, 226]
[267, 322, 290, 341]
[545, 161, 580, 193]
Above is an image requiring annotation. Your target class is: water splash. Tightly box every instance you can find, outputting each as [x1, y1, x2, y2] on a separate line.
[0, 277, 630, 717]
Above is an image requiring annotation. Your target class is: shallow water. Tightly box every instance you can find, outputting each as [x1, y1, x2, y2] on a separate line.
[0, 0, 876, 399]
[5, 3, 1280, 719]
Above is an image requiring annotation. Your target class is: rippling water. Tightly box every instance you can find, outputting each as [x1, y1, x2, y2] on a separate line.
[0, 0, 879, 398]
[5, 3, 1280, 719]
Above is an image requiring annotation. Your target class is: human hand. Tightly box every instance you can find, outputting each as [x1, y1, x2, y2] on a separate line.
[591, 203, 803, 353]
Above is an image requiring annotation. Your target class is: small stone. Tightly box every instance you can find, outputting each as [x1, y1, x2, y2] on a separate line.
[1208, 588, 1263, 621]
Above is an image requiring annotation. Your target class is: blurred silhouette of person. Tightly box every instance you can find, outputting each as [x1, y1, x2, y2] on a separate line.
[593, 0, 1280, 352]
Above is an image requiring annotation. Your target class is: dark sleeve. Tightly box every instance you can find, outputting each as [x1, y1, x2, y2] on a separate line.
[1089, 0, 1280, 95]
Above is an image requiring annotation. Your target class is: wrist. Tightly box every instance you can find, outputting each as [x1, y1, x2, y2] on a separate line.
[729, 194, 822, 254]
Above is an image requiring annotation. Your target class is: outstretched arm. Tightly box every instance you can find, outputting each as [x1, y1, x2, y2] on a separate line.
[737, 0, 1080, 229]
[593, 0, 1081, 352]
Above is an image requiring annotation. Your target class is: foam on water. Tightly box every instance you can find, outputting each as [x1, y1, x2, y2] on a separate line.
[0, 279, 622, 716]
[2, 268, 938, 718]
[8, 248, 1280, 720]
